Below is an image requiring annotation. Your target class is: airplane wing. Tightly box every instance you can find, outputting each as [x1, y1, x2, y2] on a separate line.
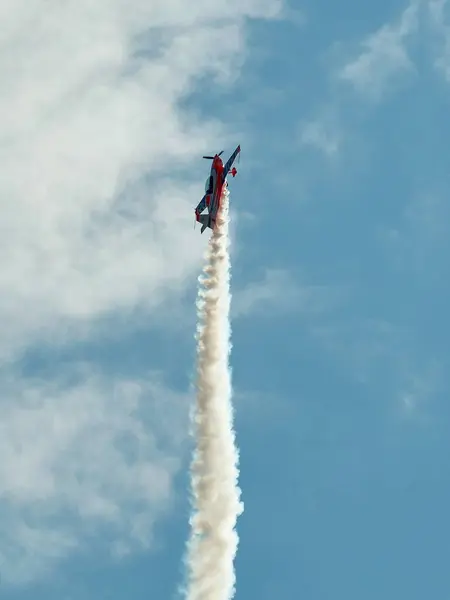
[195, 195, 207, 216]
[222, 145, 241, 182]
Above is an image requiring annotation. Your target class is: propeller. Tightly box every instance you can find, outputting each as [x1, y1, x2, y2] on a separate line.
[202, 150, 224, 159]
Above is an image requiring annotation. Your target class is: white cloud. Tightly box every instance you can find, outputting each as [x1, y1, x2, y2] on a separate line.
[298, 117, 340, 156]
[429, 0, 450, 79]
[232, 268, 338, 318]
[0, 0, 282, 360]
[396, 358, 445, 423]
[0, 367, 189, 585]
[380, 192, 450, 277]
[313, 317, 445, 419]
[0, 0, 283, 585]
[312, 318, 411, 384]
[338, 0, 419, 100]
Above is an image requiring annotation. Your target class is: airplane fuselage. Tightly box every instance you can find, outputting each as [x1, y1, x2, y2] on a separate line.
[195, 144, 240, 233]
[207, 156, 225, 220]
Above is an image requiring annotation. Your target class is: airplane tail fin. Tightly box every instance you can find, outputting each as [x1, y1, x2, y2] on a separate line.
[197, 213, 212, 234]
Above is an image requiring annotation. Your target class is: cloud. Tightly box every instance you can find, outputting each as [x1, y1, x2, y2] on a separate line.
[0, 0, 282, 361]
[313, 316, 445, 419]
[312, 318, 411, 384]
[298, 115, 340, 157]
[399, 359, 443, 416]
[0, 367, 189, 586]
[0, 0, 283, 585]
[338, 0, 419, 100]
[429, 0, 450, 79]
[232, 269, 338, 318]
[380, 192, 450, 277]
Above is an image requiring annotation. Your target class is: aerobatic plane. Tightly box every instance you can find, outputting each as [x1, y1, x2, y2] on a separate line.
[195, 144, 241, 233]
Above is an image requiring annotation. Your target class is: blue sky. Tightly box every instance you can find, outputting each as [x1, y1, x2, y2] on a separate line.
[2, 0, 450, 598]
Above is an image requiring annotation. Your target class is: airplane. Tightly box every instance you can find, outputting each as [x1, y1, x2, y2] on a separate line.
[194, 144, 241, 233]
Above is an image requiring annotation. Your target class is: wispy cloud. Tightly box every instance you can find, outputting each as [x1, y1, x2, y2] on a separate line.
[338, 0, 419, 100]
[428, 0, 450, 79]
[313, 316, 446, 419]
[399, 359, 443, 416]
[298, 116, 340, 157]
[313, 318, 412, 384]
[0, 367, 189, 586]
[232, 268, 339, 318]
[0, 0, 282, 361]
[379, 192, 450, 278]
[0, 0, 283, 586]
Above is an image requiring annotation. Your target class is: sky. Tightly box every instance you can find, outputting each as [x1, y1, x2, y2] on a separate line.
[1, 0, 450, 598]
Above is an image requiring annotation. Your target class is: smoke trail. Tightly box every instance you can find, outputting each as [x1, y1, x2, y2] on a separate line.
[185, 188, 243, 600]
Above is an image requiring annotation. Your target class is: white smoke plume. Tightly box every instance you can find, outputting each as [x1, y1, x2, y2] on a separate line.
[185, 188, 243, 600]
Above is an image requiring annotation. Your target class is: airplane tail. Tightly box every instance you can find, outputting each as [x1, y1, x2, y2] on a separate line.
[198, 213, 212, 234]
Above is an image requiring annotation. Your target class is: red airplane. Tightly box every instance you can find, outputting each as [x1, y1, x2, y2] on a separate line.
[195, 144, 240, 233]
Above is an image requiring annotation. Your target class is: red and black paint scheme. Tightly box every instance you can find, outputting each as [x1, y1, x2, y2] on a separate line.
[195, 144, 240, 234]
